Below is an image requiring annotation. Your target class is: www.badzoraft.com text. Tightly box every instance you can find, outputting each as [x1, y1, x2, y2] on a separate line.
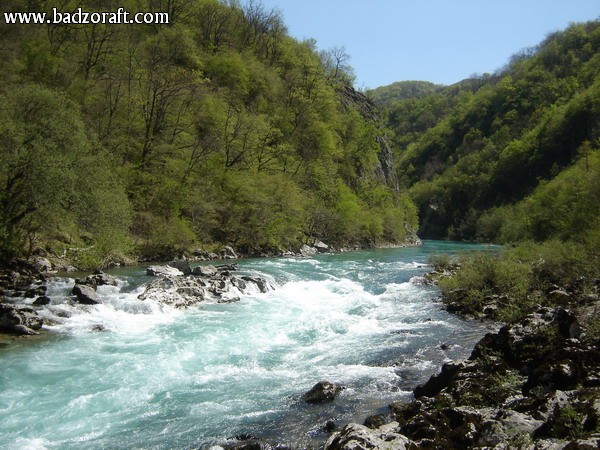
[3, 8, 169, 25]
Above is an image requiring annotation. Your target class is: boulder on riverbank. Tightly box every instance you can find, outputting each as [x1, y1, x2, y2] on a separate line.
[0, 259, 46, 297]
[221, 246, 238, 259]
[299, 244, 317, 257]
[0, 303, 43, 335]
[33, 257, 53, 273]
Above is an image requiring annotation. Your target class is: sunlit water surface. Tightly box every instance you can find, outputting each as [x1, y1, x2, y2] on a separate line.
[0, 241, 496, 449]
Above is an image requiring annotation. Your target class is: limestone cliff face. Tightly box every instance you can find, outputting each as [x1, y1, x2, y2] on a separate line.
[337, 84, 399, 191]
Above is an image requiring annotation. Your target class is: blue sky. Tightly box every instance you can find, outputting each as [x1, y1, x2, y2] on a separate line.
[258, 0, 599, 89]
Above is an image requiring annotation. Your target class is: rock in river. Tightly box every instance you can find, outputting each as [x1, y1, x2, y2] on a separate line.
[192, 265, 218, 277]
[139, 264, 273, 308]
[146, 265, 184, 277]
[76, 270, 117, 289]
[72, 284, 102, 305]
[303, 381, 343, 404]
[138, 276, 206, 308]
[168, 258, 192, 275]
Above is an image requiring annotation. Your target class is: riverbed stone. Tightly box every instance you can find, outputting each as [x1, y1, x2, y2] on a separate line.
[24, 285, 46, 298]
[138, 276, 205, 308]
[240, 276, 270, 293]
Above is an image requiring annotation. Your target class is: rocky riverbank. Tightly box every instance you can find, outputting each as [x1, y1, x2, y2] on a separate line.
[0, 259, 49, 335]
[320, 261, 600, 449]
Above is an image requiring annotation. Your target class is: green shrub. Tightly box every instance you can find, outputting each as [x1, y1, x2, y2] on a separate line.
[549, 405, 585, 439]
[428, 253, 454, 271]
[437, 236, 599, 320]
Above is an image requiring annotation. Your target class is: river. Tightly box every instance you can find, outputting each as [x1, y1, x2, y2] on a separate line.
[0, 241, 495, 449]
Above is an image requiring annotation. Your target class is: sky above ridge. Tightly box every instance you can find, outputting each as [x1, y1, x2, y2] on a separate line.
[259, 0, 599, 89]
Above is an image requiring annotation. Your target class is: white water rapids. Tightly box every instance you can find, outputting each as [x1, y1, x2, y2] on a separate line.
[0, 242, 494, 449]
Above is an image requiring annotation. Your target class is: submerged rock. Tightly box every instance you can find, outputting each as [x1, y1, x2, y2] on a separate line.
[0, 303, 43, 335]
[303, 381, 343, 404]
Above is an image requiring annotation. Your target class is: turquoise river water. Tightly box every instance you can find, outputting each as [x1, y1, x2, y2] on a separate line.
[0, 241, 496, 449]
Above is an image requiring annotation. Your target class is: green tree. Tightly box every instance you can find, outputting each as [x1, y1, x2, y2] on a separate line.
[0, 84, 130, 260]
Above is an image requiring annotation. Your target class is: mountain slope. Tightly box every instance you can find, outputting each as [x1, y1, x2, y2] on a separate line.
[383, 20, 600, 241]
[0, 0, 418, 265]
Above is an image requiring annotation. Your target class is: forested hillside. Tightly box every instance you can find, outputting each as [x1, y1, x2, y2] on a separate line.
[367, 80, 441, 109]
[0, 0, 418, 267]
[378, 21, 600, 243]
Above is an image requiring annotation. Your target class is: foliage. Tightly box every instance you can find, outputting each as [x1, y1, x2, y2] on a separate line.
[382, 20, 600, 241]
[548, 405, 585, 439]
[367, 81, 442, 109]
[0, 84, 131, 263]
[478, 148, 600, 243]
[438, 239, 599, 320]
[0, 0, 418, 262]
[427, 253, 453, 271]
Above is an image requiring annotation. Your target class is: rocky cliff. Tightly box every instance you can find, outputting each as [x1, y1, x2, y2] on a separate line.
[337, 84, 399, 191]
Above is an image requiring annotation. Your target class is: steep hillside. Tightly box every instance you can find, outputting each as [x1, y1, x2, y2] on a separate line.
[0, 0, 418, 266]
[384, 21, 600, 241]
